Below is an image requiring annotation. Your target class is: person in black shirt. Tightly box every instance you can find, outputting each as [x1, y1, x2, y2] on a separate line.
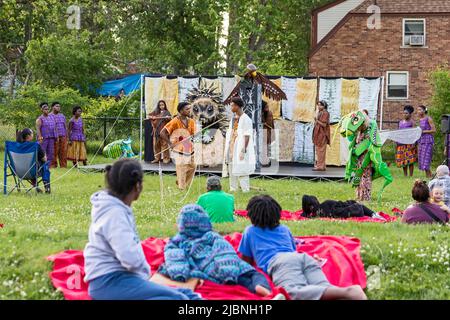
[301, 195, 385, 220]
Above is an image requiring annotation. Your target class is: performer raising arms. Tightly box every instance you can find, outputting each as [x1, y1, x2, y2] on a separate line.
[149, 100, 172, 164]
[160, 102, 196, 191]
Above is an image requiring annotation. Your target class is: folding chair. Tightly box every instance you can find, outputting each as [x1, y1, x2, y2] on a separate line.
[3, 141, 49, 195]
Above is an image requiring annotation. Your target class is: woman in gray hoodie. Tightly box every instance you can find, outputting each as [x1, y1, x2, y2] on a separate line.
[84, 159, 200, 300]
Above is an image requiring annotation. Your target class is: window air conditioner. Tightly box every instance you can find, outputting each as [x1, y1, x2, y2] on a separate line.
[410, 35, 424, 46]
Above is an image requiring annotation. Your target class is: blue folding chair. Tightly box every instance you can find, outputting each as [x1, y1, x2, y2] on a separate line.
[3, 141, 50, 195]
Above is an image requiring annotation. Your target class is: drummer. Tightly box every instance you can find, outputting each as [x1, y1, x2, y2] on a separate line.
[160, 102, 196, 190]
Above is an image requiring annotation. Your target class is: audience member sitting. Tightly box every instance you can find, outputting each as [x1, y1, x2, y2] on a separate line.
[238, 195, 367, 300]
[16, 128, 51, 194]
[84, 159, 200, 300]
[301, 195, 385, 220]
[430, 186, 450, 215]
[158, 204, 284, 299]
[402, 180, 449, 225]
[196, 176, 235, 223]
[428, 165, 450, 206]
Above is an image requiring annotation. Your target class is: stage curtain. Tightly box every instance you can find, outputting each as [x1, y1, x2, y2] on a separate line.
[281, 77, 297, 120]
[294, 78, 317, 122]
[358, 78, 380, 120]
[263, 78, 282, 119]
[144, 77, 164, 116]
[161, 77, 179, 115]
[341, 79, 360, 117]
[274, 119, 295, 162]
[293, 122, 315, 164]
[326, 125, 341, 166]
[319, 78, 342, 123]
[178, 77, 199, 102]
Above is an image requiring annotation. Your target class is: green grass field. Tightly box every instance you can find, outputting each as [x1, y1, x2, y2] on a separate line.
[0, 156, 448, 300]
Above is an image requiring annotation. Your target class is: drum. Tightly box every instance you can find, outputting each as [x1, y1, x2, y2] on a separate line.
[170, 128, 194, 165]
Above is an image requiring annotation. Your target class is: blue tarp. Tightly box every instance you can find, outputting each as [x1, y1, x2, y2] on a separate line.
[97, 74, 145, 96]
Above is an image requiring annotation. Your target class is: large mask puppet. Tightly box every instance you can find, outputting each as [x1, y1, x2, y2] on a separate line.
[186, 83, 229, 166]
[339, 111, 393, 200]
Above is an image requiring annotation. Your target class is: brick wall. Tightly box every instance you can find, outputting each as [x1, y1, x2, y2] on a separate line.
[309, 14, 450, 129]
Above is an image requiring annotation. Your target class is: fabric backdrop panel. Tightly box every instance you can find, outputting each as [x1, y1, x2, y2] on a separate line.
[294, 78, 317, 122]
[326, 124, 341, 166]
[340, 135, 350, 166]
[293, 122, 315, 164]
[358, 78, 380, 120]
[200, 77, 222, 95]
[221, 76, 240, 117]
[341, 79, 360, 117]
[281, 77, 297, 121]
[274, 119, 295, 162]
[262, 78, 282, 120]
[319, 78, 342, 123]
[144, 77, 164, 116]
[178, 77, 199, 103]
[161, 77, 179, 115]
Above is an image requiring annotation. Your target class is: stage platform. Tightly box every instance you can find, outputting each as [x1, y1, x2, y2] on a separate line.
[81, 162, 345, 181]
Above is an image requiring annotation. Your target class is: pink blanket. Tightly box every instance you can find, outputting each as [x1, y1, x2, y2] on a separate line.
[235, 210, 397, 223]
[48, 233, 366, 300]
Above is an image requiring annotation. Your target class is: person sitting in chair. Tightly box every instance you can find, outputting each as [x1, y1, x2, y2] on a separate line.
[16, 128, 51, 193]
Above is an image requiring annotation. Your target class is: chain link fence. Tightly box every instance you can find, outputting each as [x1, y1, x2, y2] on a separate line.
[0, 117, 142, 155]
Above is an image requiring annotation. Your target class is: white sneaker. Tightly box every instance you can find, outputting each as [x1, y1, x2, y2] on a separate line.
[271, 293, 286, 300]
[372, 212, 387, 221]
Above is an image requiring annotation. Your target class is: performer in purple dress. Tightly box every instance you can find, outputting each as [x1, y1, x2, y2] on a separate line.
[67, 106, 87, 167]
[417, 105, 436, 178]
[396, 106, 417, 177]
[51, 102, 68, 168]
[36, 102, 57, 166]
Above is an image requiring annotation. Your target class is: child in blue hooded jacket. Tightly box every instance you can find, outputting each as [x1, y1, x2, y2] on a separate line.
[158, 204, 274, 297]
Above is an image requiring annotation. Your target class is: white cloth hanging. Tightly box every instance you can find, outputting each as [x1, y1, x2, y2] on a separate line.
[379, 127, 422, 145]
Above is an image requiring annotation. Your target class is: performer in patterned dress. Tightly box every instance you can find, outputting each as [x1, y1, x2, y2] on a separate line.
[417, 105, 436, 178]
[51, 102, 68, 168]
[36, 102, 57, 166]
[67, 106, 87, 167]
[395, 105, 417, 177]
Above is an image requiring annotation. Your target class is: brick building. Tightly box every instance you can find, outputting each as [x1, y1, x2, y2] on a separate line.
[308, 0, 450, 128]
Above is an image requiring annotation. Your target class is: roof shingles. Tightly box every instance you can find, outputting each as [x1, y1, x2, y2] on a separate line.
[352, 0, 450, 13]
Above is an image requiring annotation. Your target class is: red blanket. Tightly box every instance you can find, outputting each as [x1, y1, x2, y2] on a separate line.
[47, 233, 366, 300]
[235, 210, 397, 223]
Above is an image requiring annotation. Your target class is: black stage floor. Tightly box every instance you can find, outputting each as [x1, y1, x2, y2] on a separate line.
[81, 162, 345, 180]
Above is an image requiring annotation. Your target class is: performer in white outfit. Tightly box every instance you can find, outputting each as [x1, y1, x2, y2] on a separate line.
[223, 97, 256, 193]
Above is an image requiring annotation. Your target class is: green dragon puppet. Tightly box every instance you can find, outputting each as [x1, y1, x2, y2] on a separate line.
[339, 111, 393, 201]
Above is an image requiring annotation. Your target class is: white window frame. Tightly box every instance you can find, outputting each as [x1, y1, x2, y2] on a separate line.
[386, 71, 409, 100]
[402, 18, 426, 47]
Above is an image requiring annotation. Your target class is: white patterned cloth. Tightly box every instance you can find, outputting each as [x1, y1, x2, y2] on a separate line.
[293, 122, 314, 164]
[358, 78, 380, 120]
[178, 77, 199, 102]
[281, 77, 297, 120]
[379, 127, 422, 145]
[319, 78, 342, 123]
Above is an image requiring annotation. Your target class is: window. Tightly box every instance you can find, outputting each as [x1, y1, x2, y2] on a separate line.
[387, 72, 409, 99]
[403, 19, 426, 46]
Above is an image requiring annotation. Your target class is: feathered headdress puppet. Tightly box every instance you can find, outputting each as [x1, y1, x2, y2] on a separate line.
[223, 64, 287, 104]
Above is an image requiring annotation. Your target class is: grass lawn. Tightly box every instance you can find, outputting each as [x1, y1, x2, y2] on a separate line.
[0, 155, 449, 300]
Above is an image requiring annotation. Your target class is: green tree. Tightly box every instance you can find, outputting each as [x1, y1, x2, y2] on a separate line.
[430, 67, 450, 164]
[25, 32, 112, 93]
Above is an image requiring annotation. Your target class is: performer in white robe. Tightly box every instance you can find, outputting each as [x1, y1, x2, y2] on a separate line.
[222, 97, 256, 192]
